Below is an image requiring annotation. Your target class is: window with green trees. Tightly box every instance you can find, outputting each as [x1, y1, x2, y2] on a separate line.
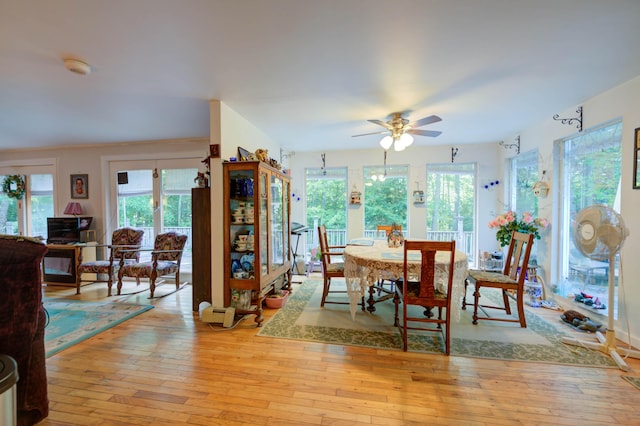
[557, 119, 622, 314]
[305, 167, 347, 245]
[426, 163, 475, 258]
[364, 164, 408, 232]
[510, 149, 539, 216]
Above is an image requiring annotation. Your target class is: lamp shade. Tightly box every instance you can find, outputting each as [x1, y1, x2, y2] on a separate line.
[64, 202, 83, 216]
[379, 135, 393, 150]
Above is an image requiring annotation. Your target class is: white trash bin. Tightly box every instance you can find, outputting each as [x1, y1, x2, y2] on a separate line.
[0, 355, 18, 426]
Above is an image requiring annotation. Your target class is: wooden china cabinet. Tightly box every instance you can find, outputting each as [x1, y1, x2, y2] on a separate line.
[223, 160, 291, 325]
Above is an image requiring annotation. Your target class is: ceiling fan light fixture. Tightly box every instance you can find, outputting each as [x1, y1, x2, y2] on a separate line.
[400, 133, 414, 148]
[379, 135, 393, 150]
[393, 136, 406, 151]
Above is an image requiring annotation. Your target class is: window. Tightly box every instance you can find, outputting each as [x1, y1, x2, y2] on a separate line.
[555, 120, 622, 317]
[426, 163, 475, 260]
[509, 149, 539, 216]
[305, 167, 347, 248]
[0, 170, 54, 238]
[363, 164, 408, 235]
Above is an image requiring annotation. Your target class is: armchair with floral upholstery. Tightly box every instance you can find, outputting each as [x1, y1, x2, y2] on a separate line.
[117, 231, 188, 298]
[76, 227, 145, 296]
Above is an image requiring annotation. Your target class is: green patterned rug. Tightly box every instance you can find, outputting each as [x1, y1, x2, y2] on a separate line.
[622, 376, 640, 390]
[258, 279, 617, 367]
[44, 299, 153, 357]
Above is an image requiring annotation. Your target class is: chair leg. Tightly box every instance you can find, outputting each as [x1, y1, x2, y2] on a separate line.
[150, 270, 157, 298]
[107, 275, 113, 297]
[320, 277, 329, 307]
[501, 289, 512, 315]
[175, 271, 181, 289]
[472, 285, 481, 325]
[402, 302, 408, 351]
[393, 291, 400, 327]
[462, 278, 469, 310]
[516, 291, 527, 328]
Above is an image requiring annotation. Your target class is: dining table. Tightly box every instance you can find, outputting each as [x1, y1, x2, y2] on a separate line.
[344, 239, 469, 321]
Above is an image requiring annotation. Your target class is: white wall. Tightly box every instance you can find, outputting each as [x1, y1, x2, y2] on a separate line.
[499, 75, 640, 347]
[208, 100, 278, 306]
[287, 142, 501, 254]
[0, 137, 208, 242]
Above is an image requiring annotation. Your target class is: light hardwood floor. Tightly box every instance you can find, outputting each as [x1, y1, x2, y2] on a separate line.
[40, 276, 640, 425]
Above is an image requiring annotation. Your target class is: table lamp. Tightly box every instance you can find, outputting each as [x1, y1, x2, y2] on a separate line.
[63, 202, 83, 216]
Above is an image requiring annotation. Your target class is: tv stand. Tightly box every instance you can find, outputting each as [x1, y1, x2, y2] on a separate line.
[43, 243, 96, 294]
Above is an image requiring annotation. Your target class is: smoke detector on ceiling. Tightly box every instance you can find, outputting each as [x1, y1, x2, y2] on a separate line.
[63, 58, 92, 76]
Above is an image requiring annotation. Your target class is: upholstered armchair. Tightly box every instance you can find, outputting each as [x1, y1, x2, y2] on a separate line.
[0, 235, 49, 425]
[77, 227, 145, 296]
[117, 231, 188, 298]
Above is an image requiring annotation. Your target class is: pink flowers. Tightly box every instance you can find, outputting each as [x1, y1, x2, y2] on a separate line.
[489, 211, 549, 247]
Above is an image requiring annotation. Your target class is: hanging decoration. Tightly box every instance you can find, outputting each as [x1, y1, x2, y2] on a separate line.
[413, 181, 425, 204]
[482, 180, 500, 191]
[350, 185, 362, 205]
[553, 106, 583, 132]
[2, 174, 26, 199]
[321, 153, 326, 176]
[532, 170, 550, 198]
[451, 147, 459, 163]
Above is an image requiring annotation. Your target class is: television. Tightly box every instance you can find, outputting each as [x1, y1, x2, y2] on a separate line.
[46, 217, 81, 244]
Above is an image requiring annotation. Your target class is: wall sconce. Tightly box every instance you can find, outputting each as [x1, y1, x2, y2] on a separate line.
[499, 136, 520, 154]
[553, 106, 583, 132]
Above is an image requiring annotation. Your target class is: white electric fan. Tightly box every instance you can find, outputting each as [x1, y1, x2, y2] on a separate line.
[561, 205, 640, 371]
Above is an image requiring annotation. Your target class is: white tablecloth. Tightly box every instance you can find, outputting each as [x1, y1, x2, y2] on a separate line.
[344, 239, 468, 320]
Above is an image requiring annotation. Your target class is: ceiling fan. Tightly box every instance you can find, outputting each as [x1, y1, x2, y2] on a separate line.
[353, 112, 442, 151]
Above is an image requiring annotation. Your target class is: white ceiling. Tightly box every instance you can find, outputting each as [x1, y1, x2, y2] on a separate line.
[1, 0, 640, 153]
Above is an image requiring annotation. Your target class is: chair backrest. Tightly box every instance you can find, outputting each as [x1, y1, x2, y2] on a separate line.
[153, 231, 188, 262]
[404, 239, 456, 301]
[317, 224, 337, 267]
[377, 224, 402, 236]
[503, 231, 534, 285]
[111, 227, 145, 260]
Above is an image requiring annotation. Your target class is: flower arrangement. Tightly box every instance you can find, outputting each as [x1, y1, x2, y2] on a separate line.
[310, 246, 321, 261]
[489, 211, 549, 247]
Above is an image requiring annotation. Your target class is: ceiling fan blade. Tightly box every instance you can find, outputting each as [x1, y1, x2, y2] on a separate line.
[409, 115, 442, 128]
[352, 130, 390, 137]
[407, 129, 442, 137]
[368, 119, 394, 130]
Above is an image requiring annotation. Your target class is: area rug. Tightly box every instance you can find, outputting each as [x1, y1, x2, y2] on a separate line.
[44, 299, 153, 357]
[258, 279, 617, 367]
[622, 376, 640, 391]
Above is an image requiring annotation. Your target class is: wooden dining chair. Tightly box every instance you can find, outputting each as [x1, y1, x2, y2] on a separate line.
[317, 224, 349, 306]
[394, 239, 456, 354]
[465, 231, 534, 327]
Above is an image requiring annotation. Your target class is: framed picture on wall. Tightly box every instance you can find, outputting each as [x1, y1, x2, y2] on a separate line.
[70, 174, 88, 199]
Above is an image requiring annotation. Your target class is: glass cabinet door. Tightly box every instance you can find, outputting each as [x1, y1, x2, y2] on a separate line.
[270, 173, 284, 270]
[229, 169, 255, 284]
[259, 170, 269, 275]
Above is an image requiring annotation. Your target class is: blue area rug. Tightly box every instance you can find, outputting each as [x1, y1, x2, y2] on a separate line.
[44, 299, 153, 357]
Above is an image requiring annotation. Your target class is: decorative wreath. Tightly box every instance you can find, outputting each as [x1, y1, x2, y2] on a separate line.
[2, 175, 26, 199]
